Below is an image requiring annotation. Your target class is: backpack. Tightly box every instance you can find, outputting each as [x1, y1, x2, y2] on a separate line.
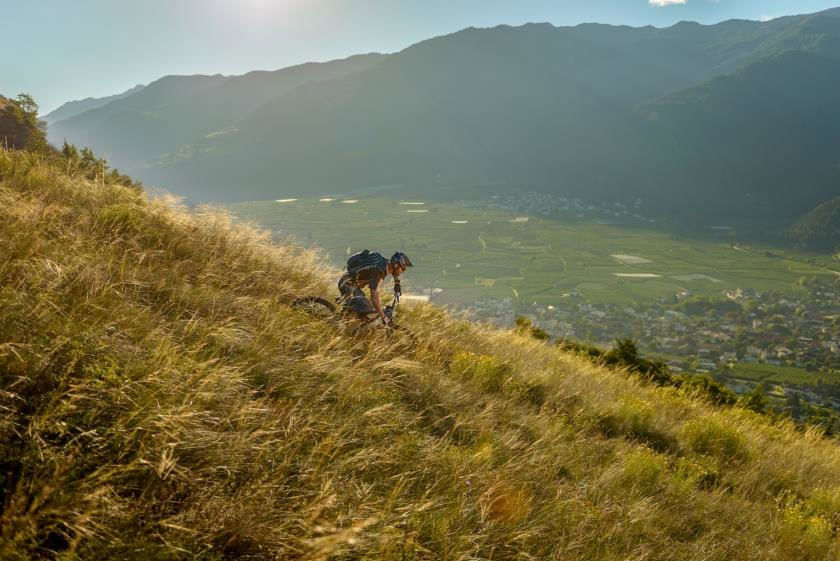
[346, 249, 387, 277]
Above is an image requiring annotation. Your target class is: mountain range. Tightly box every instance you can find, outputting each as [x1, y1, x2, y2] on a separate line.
[47, 8, 840, 235]
[42, 84, 145, 125]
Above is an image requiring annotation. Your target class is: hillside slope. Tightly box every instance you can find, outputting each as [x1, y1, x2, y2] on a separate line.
[1, 147, 840, 560]
[634, 49, 840, 224]
[790, 196, 840, 252]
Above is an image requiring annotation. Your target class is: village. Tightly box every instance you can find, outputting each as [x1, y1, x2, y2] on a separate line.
[451, 278, 840, 376]
[461, 191, 656, 223]
[452, 191, 839, 371]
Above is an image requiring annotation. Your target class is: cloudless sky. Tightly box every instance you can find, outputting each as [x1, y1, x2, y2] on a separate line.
[3, 0, 839, 114]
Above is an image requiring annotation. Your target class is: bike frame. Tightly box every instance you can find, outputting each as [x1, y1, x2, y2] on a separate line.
[337, 290, 400, 326]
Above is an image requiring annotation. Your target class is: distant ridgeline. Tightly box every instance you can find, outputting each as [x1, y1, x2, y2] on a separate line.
[47, 8, 840, 238]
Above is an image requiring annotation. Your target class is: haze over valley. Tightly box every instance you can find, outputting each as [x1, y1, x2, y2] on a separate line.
[46, 8, 840, 236]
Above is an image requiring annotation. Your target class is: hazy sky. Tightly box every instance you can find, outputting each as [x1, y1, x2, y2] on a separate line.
[4, 0, 838, 114]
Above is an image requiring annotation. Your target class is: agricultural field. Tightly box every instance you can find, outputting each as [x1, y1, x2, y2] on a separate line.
[726, 362, 838, 386]
[229, 197, 837, 307]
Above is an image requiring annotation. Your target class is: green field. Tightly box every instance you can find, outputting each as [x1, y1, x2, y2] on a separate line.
[229, 197, 837, 306]
[726, 363, 840, 386]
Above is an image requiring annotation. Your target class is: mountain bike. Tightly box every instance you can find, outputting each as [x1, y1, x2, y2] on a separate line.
[291, 290, 409, 335]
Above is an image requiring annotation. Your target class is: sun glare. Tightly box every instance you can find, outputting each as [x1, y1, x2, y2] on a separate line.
[213, 0, 300, 29]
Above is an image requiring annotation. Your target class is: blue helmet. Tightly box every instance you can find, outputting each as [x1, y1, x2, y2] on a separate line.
[390, 252, 413, 268]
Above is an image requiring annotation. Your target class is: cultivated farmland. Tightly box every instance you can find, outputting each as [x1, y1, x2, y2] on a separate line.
[229, 198, 836, 306]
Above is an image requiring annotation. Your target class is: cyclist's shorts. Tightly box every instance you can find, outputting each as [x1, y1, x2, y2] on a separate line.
[338, 275, 376, 315]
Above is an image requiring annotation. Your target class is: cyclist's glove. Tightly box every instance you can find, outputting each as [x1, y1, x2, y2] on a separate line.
[393, 280, 402, 296]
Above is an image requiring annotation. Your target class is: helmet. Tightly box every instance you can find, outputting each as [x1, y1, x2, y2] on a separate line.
[390, 251, 413, 268]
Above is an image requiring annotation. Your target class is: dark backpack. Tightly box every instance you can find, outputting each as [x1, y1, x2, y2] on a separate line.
[346, 249, 387, 277]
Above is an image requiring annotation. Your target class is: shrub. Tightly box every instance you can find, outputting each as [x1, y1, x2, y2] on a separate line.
[679, 417, 750, 463]
[738, 384, 769, 414]
[555, 338, 604, 360]
[506, 377, 548, 407]
[599, 396, 672, 451]
[450, 351, 510, 393]
[776, 493, 835, 561]
[514, 316, 550, 341]
[680, 374, 737, 406]
[674, 456, 720, 491]
[806, 486, 840, 526]
[614, 397, 655, 436]
[618, 448, 667, 494]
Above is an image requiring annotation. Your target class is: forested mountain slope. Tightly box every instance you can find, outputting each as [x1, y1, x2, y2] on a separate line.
[631, 50, 840, 224]
[46, 54, 385, 169]
[790, 196, 840, 252]
[42, 84, 146, 125]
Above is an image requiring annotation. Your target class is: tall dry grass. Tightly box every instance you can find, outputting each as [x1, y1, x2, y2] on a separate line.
[1, 147, 839, 560]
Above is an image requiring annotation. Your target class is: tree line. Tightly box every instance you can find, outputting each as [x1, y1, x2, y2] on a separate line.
[0, 93, 140, 190]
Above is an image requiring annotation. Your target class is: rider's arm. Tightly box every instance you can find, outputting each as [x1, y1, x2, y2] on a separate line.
[369, 277, 387, 323]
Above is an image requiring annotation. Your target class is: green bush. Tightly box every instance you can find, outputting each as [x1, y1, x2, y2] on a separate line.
[738, 384, 769, 414]
[618, 448, 667, 494]
[674, 456, 720, 490]
[776, 493, 835, 561]
[680, 375, 737, 406]
[599, 396, 672, 451]
[450, 351, 510, 393]
[806, 486, 840, 526]
[679, 418, 750, 463]
[615, 397, 654, 435]
[603, 339, 673, 386]
[514, 316, 550, 341]
[555, 338, 604, 360]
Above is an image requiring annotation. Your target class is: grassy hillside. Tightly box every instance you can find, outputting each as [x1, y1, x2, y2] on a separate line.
[2, 147, 840, 560]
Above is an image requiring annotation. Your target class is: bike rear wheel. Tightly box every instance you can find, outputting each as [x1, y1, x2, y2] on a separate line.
[291, 296, 337, 320]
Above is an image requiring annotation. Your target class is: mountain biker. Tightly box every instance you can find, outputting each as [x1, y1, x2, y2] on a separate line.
[338, 251, 413, 326]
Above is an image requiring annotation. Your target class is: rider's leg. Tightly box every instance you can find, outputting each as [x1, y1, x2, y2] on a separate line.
[349, 288, 376, 316]
[337, 273, 354, 307]
[338, 276, 375, 316]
